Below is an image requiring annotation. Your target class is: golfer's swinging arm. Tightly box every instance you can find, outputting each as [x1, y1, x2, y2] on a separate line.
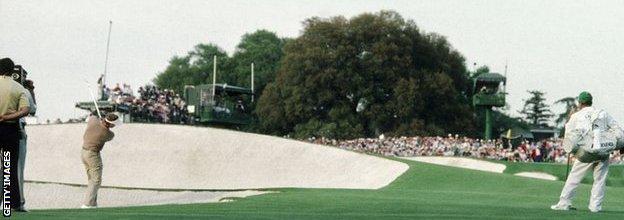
[82, 78, 103, 119]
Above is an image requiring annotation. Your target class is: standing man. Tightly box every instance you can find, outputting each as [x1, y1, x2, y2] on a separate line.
[551, 91, 623, 212]
[81, 113, 119, 208]
[0, 57, 31, 214]
[18, 79, 37, 211]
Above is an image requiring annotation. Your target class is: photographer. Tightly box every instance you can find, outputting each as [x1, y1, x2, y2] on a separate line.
[0, 57, 31, 213]
[18, 79, 37, 211]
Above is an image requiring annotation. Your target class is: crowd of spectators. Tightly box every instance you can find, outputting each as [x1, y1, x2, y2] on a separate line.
[102, 83, 190, 124]
[308, 135, 624, 164]
[93, 82, 624, 165]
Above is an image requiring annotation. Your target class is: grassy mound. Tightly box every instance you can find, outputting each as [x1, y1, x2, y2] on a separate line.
[14, 158, 624, 219]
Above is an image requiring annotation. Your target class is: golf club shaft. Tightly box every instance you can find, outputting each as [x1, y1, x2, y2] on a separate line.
[83, 79, 103, 118]
[565, 153, 571, 180]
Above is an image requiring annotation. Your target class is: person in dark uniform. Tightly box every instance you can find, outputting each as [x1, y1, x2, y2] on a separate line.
[18, 79, 37, 210]
[0, 57, 31, 214]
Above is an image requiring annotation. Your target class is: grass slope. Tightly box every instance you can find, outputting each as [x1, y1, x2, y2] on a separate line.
[13, 158, 624, 220]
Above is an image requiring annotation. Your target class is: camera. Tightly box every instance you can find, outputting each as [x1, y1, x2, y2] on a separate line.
[12, 65, 27, 86]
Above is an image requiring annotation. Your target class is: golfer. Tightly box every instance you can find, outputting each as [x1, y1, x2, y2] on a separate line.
[81, 113, 119, 208]
[551, 91, 623, 212]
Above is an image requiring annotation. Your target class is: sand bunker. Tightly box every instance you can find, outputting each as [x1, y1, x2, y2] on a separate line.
[514, 172, 558, 181]
[26, 124, 408, 190]
[401, 157, 506, 173]
[24, 182, 269, 210]
[400, 157, 558, 181]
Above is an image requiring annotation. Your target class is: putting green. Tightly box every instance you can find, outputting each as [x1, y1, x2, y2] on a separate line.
[12, 157, 624, 219]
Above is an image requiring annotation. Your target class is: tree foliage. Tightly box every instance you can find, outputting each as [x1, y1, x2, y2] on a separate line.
[469, 66, 491, 83]
[154, 30, 285, 97]
[256, 11, 475, 139]
[229, 30, 287, 131]
[519, 90, 554, 127]
[154, 44, 230, 93]
[230, 30, 286, 96]
[554, 96, 576, 127]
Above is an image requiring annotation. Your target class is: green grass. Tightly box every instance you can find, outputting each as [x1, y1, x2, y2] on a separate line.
[12, 158, 624, 220]
[496, 160, 624, 187]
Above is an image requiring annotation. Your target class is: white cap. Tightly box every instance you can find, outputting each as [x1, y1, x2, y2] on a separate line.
[105, 116, 123, 127]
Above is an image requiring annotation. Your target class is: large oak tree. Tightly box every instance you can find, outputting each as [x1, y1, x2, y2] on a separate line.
[257, 11, 475, 139]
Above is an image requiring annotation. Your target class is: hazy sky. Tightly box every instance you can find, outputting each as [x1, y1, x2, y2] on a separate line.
[1, 0, 623, 124]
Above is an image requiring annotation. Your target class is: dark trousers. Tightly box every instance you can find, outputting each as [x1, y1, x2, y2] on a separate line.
[0, 123, 21, 209]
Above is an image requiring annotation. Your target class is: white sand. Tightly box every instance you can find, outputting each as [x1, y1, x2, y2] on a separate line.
[401, 156, 507, 173]
[26, 124, 408, 190]
[514, 172, 558, 181]
[24, 182, 269, 210]
[401, 157, 558, 181]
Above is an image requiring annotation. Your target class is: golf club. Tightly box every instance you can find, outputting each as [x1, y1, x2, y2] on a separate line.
[565, 153, 571, 180]
[82, 77, 102, 119]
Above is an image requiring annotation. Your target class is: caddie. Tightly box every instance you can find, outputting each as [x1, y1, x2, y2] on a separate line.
[81, 113, 120, 209]
[551, 91, 624, 212]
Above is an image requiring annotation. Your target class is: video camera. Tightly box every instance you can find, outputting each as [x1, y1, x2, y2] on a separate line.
[12, 65, 28, 86]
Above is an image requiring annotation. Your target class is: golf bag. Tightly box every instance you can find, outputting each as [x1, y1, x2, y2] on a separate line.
[564, 108, 623, 163]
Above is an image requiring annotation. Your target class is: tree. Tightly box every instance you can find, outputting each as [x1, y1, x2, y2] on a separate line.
[469, 66, 491, 83]
[154, 44, 231, 93]
[230, 30, 286, 96]
[153, 55, 192, 93]
[257, 11, 475, 139]
[519, 90, 554, 127]
[229, 30, 287, 131]
[554, 97, 576, 126]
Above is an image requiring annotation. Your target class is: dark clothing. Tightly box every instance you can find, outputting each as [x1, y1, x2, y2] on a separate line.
[0, 123, 22, 210]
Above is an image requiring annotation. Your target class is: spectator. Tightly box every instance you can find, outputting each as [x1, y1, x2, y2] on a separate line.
[101, 83, 190, 124]
[306, 135, 624, 165]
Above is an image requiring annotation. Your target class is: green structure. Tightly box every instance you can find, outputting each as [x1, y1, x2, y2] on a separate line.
[75, 100, 117, 113]
[472, 73, 506, 140]
[183, 84, 254, 125]
[75, 100, 132, 122]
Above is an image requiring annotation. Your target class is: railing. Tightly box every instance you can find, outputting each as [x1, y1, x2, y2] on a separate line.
[198, 100, 251, 125]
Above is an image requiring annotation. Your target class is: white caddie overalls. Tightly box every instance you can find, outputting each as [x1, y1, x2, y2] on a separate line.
[556, 106, 623, 211]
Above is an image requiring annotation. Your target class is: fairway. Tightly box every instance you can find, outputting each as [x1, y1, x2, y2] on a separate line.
[12, 157, 624, 220]
[5, 1, 623, 219]
[499, 160, 624, 187]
